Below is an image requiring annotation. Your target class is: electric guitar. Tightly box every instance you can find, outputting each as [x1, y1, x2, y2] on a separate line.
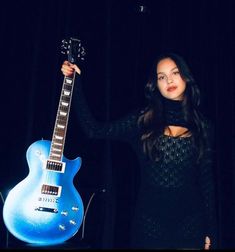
[3, 37, 86, 245]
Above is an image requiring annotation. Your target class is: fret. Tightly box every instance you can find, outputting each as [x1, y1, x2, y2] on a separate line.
[54, 127, 65, 132]
[57, 119, 67, 125]
[54, 127, 64, 133]
[55, 126, 65, 131]
[59, 111, 67, 116]
[63, 90, 71, 96]
[64, 83, 72, 90]
[51, 147, 62, 152]
[51, 153, 61, 158]
[56, 118, 66, 124]
[52, 141, 63, 146]
[60, 109, 68, 114]
[61, 96, 70, 103]
[55, 131, 64, 140]
[54, 135, 63, 140]
[59, 101, 70, 107]
[61, 101, 69, 107]
[53, 133, 64, 139]
[65, 77, 72, 84]
[57, 124, 65, 129]
[59, 105, 69, 110]
[53, 143, 63, 147]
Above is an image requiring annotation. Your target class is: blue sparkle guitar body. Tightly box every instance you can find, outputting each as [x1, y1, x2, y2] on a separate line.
[3, 140, 84, 245]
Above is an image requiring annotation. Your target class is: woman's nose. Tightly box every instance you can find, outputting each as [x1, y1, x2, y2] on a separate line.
[167, 76, 173, 84]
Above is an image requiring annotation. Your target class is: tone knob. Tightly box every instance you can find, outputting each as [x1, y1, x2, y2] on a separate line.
[72, 206, 79, 211]
[61, 210, 68, 216]
[69, 219, 76, 225]
[59, 224, 66, 230]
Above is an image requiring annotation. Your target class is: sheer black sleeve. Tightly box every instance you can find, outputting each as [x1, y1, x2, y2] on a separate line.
[198, 122, 219, 248]
[72, 75, 141, 141]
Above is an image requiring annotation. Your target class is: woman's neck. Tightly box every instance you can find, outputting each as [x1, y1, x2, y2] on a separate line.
[163, 97, 188, 128]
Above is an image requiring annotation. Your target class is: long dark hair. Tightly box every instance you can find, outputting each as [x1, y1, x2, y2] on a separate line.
[138, 52, 209, 162]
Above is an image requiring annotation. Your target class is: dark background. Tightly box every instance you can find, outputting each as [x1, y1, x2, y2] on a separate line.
[0, 0, 234, 249]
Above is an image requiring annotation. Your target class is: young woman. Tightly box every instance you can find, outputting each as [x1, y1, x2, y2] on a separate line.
[61, 52, 218, 249]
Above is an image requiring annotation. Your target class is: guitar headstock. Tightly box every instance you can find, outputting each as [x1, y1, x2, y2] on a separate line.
[61, 37, 86, 64]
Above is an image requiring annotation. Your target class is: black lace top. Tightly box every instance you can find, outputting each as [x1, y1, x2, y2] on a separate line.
[72, 76, 218, 249]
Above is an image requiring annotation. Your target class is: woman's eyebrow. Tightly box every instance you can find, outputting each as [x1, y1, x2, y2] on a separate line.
[157, 66, 178, 75]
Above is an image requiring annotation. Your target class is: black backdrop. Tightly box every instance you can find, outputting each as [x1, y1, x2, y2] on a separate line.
[0, 0, 234, 249]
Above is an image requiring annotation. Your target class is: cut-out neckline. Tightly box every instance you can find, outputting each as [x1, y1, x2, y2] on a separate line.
[164, 126, 192, 138]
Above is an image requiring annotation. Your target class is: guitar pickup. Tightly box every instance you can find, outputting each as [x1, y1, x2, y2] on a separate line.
[41, 184, 62, 197]
[45, 160, 65, 173]
[35, 207, 58, 213]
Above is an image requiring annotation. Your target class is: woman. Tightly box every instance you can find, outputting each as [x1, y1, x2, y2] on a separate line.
[61, 52, 218, 249]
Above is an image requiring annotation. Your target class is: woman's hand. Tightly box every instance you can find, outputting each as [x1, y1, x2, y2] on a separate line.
[204, 236, 211, 250]
[61, 60, 81, 77]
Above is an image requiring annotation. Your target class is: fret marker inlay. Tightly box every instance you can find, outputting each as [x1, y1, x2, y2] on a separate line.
[65, 78, 72, 84]
[57, 124, 65, 129]
[55, 135, 63, 140]
[61, 102, 69, 106]
[64, 91, 70, 96]
[59, 112, 67, 116]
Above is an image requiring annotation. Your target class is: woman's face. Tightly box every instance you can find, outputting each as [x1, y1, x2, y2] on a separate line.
[156, 58, 186, 100]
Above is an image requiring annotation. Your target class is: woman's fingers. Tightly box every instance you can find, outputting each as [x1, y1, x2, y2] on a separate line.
[61, 61, 81, 76]
[204, 236, 211, 250]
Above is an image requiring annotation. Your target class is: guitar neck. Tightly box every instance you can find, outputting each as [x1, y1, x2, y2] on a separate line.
[49, 72, 76, 161]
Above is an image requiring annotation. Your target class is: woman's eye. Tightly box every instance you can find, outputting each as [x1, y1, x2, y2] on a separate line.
[173, 71, 180, 75]
[158, 76, 165, 81]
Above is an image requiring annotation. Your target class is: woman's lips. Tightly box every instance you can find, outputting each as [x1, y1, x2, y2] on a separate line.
[167, 86, 177, 92]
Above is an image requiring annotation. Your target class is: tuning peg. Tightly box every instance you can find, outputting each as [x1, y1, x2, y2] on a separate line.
[61, 37, 86, 62]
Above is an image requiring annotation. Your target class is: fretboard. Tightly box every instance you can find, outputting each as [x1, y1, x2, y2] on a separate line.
[49, 73, 75, 161]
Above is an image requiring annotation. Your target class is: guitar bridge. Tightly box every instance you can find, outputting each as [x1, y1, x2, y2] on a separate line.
[35, 207, 58, 213]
